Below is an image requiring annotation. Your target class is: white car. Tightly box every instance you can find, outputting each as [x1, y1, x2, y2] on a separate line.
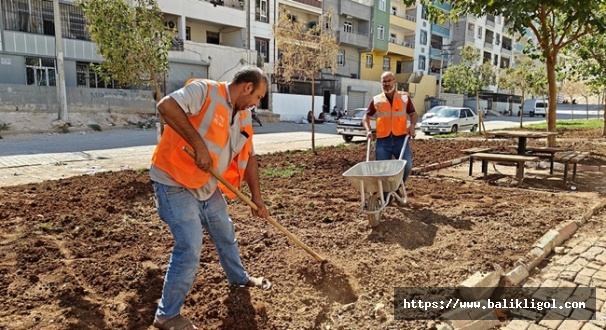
[422, 105, 449, 122]
[420, 107, 478, 135]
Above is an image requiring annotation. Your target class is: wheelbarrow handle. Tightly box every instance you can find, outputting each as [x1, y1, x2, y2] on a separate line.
[182, 146, 327, 264]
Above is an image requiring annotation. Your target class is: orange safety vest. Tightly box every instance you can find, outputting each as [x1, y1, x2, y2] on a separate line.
[151, 80, 253, 199]
[373, 91, 409, 138]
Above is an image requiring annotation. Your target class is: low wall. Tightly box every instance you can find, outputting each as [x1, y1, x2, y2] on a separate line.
[0, 84, 155, 114]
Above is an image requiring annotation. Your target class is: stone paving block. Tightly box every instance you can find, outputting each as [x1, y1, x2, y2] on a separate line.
[594, 279, 606, 289]
[589, 312, 606, 327]
[541, 266, 566, 280]
[556, 319, 584, 330]
[568, 245, 590, 256]
[561, 271, 579, 282]
[570, 286, 594, 305]
[577, 268, 598, 278]
[586, 262, 602, 270]
[556, 222, 579, 244]
[556, 256, 579, 266]
[572, 258, 590, 268]
[579, 237, 600, 247]
[595, 253, 606, 265]
[592, 270, 606, 282]
[580, 323, 602, 330]
[536, 230, 562, 251]
[510, 308, 544, 322]
[523, 278, 545, 295]
[574, 274, 592, 286]
[538, 311, 565, 329]
[581, 247, 606, 261]
[505, 319, 532, 330]
[569, 308, 594, 321]
[528, 324, 549, 330]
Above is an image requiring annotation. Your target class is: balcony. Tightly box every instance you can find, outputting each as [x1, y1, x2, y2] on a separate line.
[339, 0, 371, 20]
[337, 31, 370, 49]
[484, 41, 493, 50]
[466, 30, 475, 42]
[486, 15, 495, 27]
[432, 0, 452, 11]
[293, 0, 322, 9]
[390, 13, 416, 32]
[431, 24, 450, 38]
[388, 39, 414, 57]
[170, 38, 184, 51]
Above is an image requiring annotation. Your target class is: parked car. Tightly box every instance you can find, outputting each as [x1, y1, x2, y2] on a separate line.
[518, 99, 548, 117]
[420, 107, 478, 135]
[336, 108, 376, 142]
[422, 105, 449, 122]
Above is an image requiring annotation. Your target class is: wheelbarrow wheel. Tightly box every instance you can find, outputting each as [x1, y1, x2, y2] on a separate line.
[366, 194, 381, 227]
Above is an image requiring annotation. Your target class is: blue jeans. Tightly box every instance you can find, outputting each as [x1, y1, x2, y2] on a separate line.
[152, 182, 249, 319]
[375, 134, 413, 182]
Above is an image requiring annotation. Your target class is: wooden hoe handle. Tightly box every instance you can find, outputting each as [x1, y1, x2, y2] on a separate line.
[183, 146, 326, 263]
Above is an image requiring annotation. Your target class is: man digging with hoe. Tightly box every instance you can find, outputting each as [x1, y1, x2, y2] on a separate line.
[149, 66, 272, 330]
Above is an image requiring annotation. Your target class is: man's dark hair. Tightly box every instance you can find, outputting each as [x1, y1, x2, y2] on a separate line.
[232, 65, 269, 92]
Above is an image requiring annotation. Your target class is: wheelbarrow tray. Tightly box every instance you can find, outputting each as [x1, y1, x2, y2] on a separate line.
[343, 160, 407, 194]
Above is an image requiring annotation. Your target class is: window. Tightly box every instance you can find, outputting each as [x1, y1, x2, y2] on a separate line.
[366, 54, 373, 68]
[420, 30, 427, 45]
[287, 14, 297, 22]
[379, 0, 386, 11]
[186, 26, 191, 41]
[25, 57, 55, 86]
[377, 25, 385, 39]
[76, 62, 120, 88]
[207, 31, 220, 44]
[343, 21, 353, 33]
[396, 61, 403, 74]
[255, 0, 268, 23]
[419, 55, 426, 70]
[493, 54, 499, 66]
[391, 6, 397, 15]
[337, 49, 345, 66]
[421, 5, 427, 20]
[477, 26, 482, 39]
[255, 38, 269, 63]
[495, 33, 500, 45]
[382, 57, 390, 70]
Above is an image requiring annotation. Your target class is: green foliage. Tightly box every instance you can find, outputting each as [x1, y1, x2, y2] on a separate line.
[0, 122, 10, 131]
[261, 164, 303, 179]
[78, 0, 173, 99]
[88, 123, 102, 131]
[135, 167, 148, 175]
[442, 45, 495, 95]
[525, 119, 603, 130]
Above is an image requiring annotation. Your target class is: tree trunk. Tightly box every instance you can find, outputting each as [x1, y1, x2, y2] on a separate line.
[545, 55, 558, 146]
[585, 96, 589, 120]
[476, 92, 487, 138]
[151, 70, 165, 138]
[311, 76, 316, 153]
[603, 102, 606, 137]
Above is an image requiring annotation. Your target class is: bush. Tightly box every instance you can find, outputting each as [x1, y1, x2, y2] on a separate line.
[88, 124, 102, 132]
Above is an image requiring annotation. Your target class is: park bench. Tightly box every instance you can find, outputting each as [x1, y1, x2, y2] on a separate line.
[554, 151, 588, 183]
[469, 152, 539, 182]
[507, 145, 571, 174]
[461, 147, 494, 155]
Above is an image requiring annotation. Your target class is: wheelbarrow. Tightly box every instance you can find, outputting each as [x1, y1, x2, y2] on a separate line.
[342, 135, 409, 227]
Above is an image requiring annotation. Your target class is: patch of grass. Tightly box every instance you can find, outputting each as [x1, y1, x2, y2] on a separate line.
[38, 222, 63, 233]
[58, 125, 69, 134]
[0, 122, 10, 131]
[135, 167, 148, 175]
[432, 131, 479, 139]
[88, 123, 102, 131]
[261, 164, 303, 178]
[525, 119, 603, 130]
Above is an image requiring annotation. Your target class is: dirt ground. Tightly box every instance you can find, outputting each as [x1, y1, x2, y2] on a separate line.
[0, 128, 605, 330]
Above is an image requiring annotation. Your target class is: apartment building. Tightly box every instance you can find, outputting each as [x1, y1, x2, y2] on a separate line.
[0, 0, 265, 113]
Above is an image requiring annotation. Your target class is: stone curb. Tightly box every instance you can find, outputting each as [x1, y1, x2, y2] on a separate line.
[446, 200, 606, 330]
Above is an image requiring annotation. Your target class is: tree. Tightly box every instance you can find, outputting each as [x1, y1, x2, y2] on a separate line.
[569, 33, 606, 135]
[79, 0, 173, 132]
[497, 57, 543, 127]
[409, 0, 606, 145]
[273, 8, 339, 153]
[442, 45, 495, 136]
[560, 79, 584, 119]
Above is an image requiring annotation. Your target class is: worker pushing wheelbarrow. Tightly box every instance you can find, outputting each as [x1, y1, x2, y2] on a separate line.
[343, 135, 410, 227]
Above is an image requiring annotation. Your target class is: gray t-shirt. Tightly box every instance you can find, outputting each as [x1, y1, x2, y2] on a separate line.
[150, 80, 254, 201]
